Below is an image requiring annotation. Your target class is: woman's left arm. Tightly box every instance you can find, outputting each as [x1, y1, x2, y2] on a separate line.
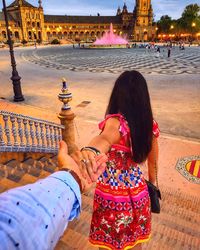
[147, 136, 159, 185]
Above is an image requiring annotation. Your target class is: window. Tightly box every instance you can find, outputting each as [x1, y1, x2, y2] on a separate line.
[15, 31, 19, 39]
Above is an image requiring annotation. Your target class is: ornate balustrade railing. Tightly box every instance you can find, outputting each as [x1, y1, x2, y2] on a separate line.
[0, 111, 64, 154]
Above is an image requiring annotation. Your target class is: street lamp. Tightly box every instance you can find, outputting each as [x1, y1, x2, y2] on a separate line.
[191, 22, 196, 27]
[191, 22, 196, 41]
[2, 0, 24, 102]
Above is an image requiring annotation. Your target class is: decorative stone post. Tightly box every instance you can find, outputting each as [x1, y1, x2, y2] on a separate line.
[58, 78, 78, 154]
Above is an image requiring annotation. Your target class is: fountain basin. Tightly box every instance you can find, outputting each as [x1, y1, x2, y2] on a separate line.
[84, 23, 129, 49]
[89, 44, 128, 49]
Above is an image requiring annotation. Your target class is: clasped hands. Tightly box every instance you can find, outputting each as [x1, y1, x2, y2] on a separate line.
[58, 141, 107, 192]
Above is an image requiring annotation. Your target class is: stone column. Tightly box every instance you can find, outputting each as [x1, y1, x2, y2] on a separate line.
[58, 78, 78, 154]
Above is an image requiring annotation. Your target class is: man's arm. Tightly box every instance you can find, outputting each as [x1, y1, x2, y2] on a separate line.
[0, 141, 107, 250]
[0, 171, 81, 250]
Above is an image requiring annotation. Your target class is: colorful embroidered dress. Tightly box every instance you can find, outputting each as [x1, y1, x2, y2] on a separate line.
[89, 114, 160, 250]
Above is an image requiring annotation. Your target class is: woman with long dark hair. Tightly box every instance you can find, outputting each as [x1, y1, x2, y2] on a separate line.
[73, 70, 160, 250]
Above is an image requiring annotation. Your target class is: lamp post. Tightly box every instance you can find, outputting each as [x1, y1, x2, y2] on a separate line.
[191, 22, 196, 40]
[2, 0, 24, 102]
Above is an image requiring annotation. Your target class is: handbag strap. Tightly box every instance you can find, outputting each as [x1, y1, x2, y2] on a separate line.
[153, 137, 159, 189]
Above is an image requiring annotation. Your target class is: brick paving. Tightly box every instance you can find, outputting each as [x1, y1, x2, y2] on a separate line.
[0, 99, 200, 249]
[22, 46, 200, 75]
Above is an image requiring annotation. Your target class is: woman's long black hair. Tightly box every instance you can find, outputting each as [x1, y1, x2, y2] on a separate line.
[106, 70, 153, 163]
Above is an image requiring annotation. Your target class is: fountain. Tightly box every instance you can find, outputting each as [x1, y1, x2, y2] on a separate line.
[89, 23, 129, 49]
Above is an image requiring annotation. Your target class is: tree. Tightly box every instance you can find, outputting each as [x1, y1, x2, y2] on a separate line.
[157, 15, 173, 33]
[180, 4, 200, 33]
[156, 4, 200, 40]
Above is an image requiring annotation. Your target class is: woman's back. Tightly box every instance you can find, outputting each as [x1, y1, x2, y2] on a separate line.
[89, 113, 159, 250]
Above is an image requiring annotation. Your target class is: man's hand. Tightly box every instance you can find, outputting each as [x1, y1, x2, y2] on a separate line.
[58, 141, 107, 192]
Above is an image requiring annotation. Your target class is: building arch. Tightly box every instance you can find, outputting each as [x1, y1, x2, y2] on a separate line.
[69, 31, 73, 39]
[33, 32, 37, 40]
[143, 31, 148, 41]
[58, 31, 62, 39]
[14, 31, 19, 39]
[96, 31, 101, 38]
[2, 31, 7, 39]
[38, 31, 41, 40]
[80, 31, 84, 40]
[28, 31, 32, 40]
[37, 22, 40, 28]
[47, 31, 51, 40]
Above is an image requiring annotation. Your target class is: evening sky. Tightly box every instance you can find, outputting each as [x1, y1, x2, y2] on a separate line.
[0, 0, 198, 20]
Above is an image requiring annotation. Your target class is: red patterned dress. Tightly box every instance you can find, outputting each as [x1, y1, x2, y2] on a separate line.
[89, 114, 160, 250]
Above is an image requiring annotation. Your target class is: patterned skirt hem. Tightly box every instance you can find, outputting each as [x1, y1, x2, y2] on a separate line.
[89, 235, 151, 250]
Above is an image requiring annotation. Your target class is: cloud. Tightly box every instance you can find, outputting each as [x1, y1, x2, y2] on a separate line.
[152, 0, 198, 20]
[1, 0, 197, 19]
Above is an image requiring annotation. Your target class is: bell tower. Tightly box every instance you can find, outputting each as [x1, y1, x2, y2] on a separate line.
[133, 0, 156, 41]
[135, 0, 153, 26]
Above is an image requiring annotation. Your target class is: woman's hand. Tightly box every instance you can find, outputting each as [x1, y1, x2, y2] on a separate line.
[71, 149, 108, 183]
[58, 141, 107, 193]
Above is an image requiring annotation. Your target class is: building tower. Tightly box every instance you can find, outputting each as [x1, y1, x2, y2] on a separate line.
[38, 0, 42, 8]
[116, 6, 121, 16]
[5, 0, 46, 42]
[134, 0, 156, 41]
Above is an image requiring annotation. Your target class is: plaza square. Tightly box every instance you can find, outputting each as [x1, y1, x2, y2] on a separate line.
[0, 1, 200, 250]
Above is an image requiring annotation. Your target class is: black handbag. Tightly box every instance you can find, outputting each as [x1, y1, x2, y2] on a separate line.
[145, 180, 161, 213]
[145, 141, 161, 214]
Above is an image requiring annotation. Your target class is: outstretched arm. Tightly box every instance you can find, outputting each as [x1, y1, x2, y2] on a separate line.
[71, 117, 121, 174]
[88, 117, 121, 153]
[0, 141, 107, 250]
[0, 170, 81, 250]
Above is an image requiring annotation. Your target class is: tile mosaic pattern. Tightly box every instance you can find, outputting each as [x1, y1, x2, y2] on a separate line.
[176, 155, 200, 184]
[22, 47, 200, 75]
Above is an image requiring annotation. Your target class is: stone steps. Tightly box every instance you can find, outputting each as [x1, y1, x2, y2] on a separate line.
[0, 156, 58, 191]
[0, 157, 200, 250]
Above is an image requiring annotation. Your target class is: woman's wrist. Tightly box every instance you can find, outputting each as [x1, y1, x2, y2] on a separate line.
[81, 146, 101, 156]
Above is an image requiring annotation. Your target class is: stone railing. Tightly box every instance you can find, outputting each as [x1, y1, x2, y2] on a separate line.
[0, 110, 64, 154]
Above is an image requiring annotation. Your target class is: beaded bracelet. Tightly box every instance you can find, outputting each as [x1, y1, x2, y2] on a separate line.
[81, 146, 101, 156]
[60, 168, 83, 193]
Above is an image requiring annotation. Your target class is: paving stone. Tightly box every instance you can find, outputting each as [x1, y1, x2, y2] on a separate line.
[23, 47, 200, 75]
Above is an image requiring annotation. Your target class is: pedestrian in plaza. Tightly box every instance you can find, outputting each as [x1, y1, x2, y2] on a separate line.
[167, 45, 171, 57]
[0, 141, 107, 250]
[156, 46, 160, 57]
[72, 70, 160, 250]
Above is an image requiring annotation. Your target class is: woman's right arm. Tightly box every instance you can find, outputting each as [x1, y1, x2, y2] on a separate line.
[71, 117, 121, 180]
[147, 136, 159, 185]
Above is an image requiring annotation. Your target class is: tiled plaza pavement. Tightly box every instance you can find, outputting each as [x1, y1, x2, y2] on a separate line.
[0, 99, 200, 250]
[21, 46, 200, 75]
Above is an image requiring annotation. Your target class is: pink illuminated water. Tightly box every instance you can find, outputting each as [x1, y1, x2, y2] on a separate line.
[93, 23, 128, 45]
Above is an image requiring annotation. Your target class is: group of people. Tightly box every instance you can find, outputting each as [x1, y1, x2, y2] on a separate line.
[0, 70, 159, 250]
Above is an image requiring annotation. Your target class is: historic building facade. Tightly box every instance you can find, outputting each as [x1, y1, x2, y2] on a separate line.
[0, 0, 156, 43]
